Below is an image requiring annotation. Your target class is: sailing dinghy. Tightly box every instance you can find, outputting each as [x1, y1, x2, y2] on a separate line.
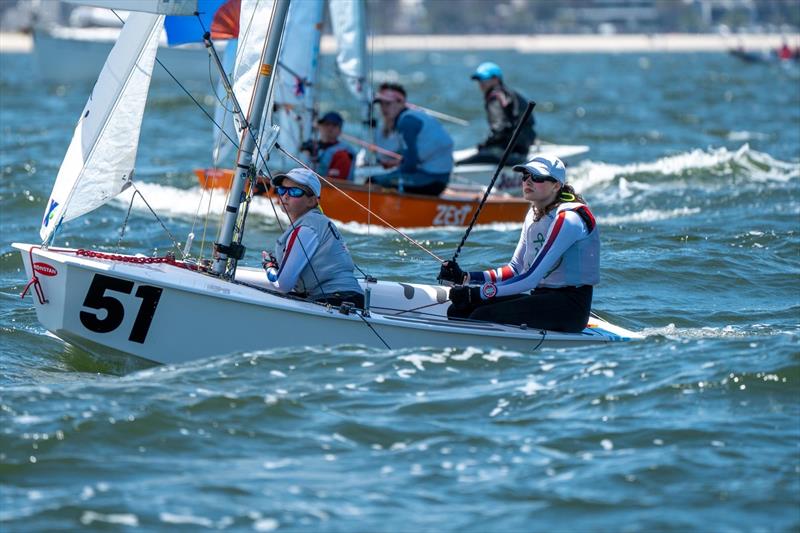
[14, 0, 641, 367]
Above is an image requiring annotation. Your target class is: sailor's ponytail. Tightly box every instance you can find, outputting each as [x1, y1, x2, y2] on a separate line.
[535, 184, 586, 221]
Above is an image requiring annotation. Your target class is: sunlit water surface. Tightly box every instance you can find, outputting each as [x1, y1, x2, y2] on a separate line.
[1, 48, 799, 531]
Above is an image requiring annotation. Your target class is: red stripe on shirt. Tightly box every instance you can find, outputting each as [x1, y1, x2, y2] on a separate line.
[277, 227, 303, 276]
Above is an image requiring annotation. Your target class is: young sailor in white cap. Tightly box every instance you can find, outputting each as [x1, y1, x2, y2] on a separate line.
[438, 154, 599, 332]
[262, 168, 364, 307]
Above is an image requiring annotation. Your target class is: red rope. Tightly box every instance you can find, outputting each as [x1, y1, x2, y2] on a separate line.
[74, 249, 202, 271]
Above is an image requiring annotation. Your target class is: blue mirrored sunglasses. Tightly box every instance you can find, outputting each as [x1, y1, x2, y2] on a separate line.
[276, 186, 311, 198]
[522, 172, 557, 184]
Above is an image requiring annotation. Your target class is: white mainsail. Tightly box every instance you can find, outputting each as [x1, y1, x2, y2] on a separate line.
[40, 13, 165, 243]
[230, 0, 274, 137]
[214, 0, 368, 171]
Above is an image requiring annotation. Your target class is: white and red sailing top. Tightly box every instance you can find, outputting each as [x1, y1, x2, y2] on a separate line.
[467, 202, 600, 299]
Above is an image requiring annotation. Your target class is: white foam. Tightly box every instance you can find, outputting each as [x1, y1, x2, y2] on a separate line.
[599, 206, 702, 225]
[570, 144, 799, 190]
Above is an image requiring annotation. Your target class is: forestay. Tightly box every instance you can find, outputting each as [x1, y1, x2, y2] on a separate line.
[40, 13, 164, 243]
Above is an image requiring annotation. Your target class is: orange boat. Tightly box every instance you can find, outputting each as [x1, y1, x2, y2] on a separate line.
[194, 169, 530, 228]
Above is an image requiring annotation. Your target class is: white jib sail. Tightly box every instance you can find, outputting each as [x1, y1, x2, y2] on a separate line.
[40, 13, 164, 243]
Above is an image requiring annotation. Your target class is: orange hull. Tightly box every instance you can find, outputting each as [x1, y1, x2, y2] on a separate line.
[194, 168, 530, 227]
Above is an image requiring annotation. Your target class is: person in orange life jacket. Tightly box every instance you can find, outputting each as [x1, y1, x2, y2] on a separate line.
[456, 62, 536, 167]
[300, 111, 356, 181]
[369, 82, 454, 196]
[438, 154, 599, 333]
[262, 168, 364, 308]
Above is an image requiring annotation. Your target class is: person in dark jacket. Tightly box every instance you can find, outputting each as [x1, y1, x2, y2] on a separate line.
[457, 62, 536, 166]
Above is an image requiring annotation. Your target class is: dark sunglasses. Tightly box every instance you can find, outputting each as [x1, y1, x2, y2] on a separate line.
[522, 172, 557, 184]
[276, 186, 311, 198]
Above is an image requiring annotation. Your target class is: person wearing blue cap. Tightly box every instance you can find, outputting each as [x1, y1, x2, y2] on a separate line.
[299, 111, 356, 181]
[261, 168, 364, 308]
[457, 61, 536, 166]
[438, 155, 599, 333]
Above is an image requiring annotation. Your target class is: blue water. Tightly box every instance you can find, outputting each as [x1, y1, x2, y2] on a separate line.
[1, 48, 799, 531]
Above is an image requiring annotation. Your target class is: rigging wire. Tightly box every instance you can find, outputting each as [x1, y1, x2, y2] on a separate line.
[277, 146, 445, 264]
[451, 101, 535, 263]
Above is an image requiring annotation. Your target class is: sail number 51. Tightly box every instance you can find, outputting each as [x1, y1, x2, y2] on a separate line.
[79, 274, 163, 344]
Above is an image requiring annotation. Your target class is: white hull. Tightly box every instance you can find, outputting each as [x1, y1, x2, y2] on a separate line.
[33, 27, 221, 88]
[14, 243, 640, 366]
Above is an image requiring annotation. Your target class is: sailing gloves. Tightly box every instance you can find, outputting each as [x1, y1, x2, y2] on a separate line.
[449, 285, 482, 309]
[438, 260, 467, 284]
[262, 251, 279, 271]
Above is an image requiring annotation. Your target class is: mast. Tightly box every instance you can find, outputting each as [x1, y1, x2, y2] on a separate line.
[212, 0, 291, 277]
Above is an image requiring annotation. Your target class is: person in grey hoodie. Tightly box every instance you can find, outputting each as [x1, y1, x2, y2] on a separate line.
[262, 168, 364, 308]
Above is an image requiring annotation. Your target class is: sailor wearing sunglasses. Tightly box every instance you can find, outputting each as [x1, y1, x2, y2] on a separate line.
[438, 154, 600, 333]
[262, 168, 364, 308]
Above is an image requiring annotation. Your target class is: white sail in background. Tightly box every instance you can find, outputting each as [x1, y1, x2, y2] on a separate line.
[40, 13, 165, 243]
[270, 0, 325, 162]
[329, 0, 371, 109]
[63, 0, 199, 16]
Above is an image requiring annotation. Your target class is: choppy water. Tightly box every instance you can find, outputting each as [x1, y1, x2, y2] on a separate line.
[1, 48, 799, 532]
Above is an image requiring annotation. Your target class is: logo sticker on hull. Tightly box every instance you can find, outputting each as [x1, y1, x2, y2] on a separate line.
[33, 262, 57, 276]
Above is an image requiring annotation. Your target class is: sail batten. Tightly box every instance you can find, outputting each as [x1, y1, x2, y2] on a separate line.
[40, 13, 164, 243]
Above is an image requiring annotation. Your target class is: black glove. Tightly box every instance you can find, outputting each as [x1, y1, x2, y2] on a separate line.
[449, 285, 482, 308]
[261, 251, 279, 271]
[438, 260, 466, 284]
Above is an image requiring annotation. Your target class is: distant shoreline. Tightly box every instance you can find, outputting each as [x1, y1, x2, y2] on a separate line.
[1, 31, 798, 54]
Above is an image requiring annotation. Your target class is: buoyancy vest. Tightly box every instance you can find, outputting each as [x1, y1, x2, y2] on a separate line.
[317, 140, 356, 180]
[396, 108, 454, 174]
[484, 84, 535, 151]
[522, 202, 600, 288]
[274, 208, 362, 299]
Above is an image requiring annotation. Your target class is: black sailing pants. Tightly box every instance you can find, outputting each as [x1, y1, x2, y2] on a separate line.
[446, 285, 593, 333]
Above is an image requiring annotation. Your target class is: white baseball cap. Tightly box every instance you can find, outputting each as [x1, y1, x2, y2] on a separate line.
[512, 154, 567, 185]
[271, 168, 321, 197]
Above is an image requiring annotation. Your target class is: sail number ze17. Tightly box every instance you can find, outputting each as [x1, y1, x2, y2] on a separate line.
[80, 274, 163, 344]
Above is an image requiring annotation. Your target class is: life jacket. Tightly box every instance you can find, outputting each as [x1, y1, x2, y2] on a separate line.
[521, 202, 600, 288]
[316, 140, 356, 180]
[485, 83, 536, 150]
[396, 108, 454, 174]
[274, 208, 362, 299]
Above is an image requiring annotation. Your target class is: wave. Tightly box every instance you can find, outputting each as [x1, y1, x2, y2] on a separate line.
[598, 206, 702, 225]
[571, 144, 800, 191]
